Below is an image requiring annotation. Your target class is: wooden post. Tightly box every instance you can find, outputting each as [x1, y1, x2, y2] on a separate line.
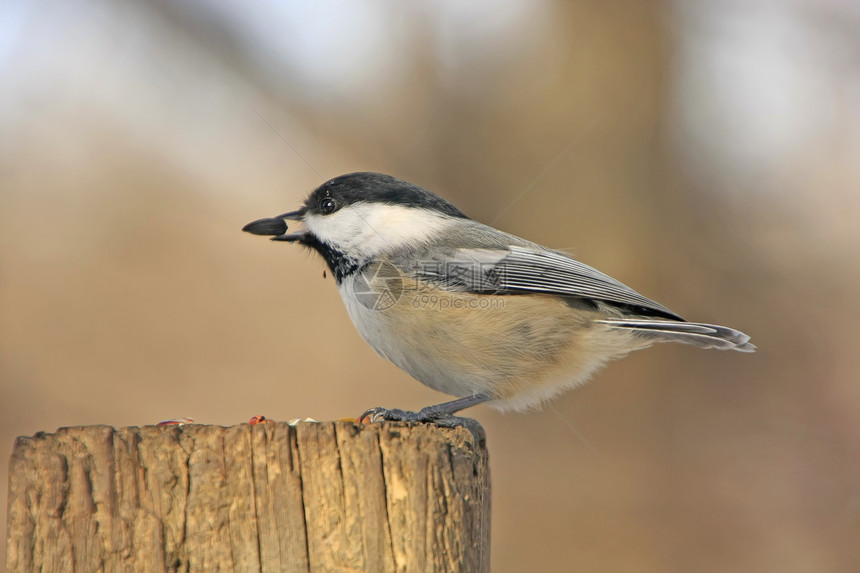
[6, 421, 490, 572]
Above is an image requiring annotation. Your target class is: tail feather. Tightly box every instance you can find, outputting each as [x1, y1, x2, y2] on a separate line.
[596, 319, 756, 353]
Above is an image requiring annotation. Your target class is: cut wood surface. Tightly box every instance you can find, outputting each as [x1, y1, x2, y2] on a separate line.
[6, 421, 490, 573]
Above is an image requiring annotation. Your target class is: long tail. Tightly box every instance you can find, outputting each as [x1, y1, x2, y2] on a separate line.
[596, 319, 756, 352]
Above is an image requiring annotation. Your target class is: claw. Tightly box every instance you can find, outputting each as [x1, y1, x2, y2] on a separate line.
[358, 407, 384, 424]
[355, 406, 486, 447]
[358, 407, 431, 424]
[358, 407, 408, 423]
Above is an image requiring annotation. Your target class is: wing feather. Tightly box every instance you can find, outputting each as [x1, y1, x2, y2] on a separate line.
[410, 244, 682, 320]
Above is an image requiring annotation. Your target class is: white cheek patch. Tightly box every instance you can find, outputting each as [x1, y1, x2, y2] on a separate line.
[304, 203, 453, 257]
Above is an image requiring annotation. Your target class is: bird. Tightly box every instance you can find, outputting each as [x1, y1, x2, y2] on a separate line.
[243, 172, 754, 423]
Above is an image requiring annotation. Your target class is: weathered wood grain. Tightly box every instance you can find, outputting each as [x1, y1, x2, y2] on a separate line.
[6, 422, 490, 573]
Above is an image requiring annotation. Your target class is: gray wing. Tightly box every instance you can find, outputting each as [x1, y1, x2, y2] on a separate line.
[409, 244, 683, 320]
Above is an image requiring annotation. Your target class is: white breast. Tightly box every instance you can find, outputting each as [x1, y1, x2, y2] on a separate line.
[337, 272, 467, 396]
[338, 274, 406, 362]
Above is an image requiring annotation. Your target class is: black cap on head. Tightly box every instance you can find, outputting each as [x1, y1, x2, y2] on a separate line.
[304, 172, 470, 219]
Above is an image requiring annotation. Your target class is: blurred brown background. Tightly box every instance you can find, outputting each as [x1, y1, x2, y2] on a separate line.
[2, 1, 860, 571]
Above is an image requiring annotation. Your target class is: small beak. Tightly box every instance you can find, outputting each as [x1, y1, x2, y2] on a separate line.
[242, 207, 309, 242]
[270, 230, 310, 242]
[276, 208, 306, 221]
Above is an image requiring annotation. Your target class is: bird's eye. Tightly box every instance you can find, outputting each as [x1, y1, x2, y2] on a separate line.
[320, 197, 337, 215]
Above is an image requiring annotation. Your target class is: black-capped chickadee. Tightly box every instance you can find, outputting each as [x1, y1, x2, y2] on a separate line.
[243, 172, 754, 422]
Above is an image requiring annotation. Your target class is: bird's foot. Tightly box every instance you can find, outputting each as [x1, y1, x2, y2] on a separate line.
[359, 407, 427, 424]
[357, 407, 485, 447]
